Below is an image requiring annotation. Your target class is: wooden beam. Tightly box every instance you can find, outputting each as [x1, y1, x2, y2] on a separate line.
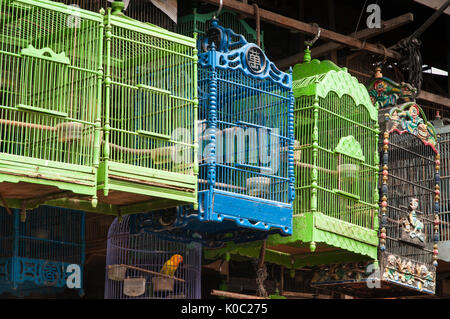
[276, 13, 414, 70]
[417, 90, 450, 107]
[281, 291, 333, 299]
[210, 289, 268, 299]
[414, 0, 450, 15]
[200, 0, 402, 61]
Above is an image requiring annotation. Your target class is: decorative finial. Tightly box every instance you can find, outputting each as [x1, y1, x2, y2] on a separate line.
[111, 1, 125, 16]
[303, 47, 311, 63]
[375, 67, 383, 78]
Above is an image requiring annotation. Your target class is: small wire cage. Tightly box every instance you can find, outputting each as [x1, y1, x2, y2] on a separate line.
[0, 205, 85, 297]
[104, 215, 202, 299]
[0, 0, 103, 200]
[97, 5, 198, 209]
[53, 0, 176, 31]
[178, 8, 264, 50]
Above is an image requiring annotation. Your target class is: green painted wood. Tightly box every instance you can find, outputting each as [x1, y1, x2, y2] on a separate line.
[98, 7, 198, 207]
[334, 135, 365, 161]
[20, 45, 70, 65]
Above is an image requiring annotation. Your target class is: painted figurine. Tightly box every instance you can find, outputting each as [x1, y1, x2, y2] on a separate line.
[403, 198, 425, 242]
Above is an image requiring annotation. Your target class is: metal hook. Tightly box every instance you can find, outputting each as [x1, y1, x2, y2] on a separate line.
[214, 0, 223, 19]
[305, 23, 321, 49]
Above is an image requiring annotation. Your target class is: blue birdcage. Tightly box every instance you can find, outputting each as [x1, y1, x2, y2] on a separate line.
[128, 19, 295, 247]
[0, 206, 85, 297]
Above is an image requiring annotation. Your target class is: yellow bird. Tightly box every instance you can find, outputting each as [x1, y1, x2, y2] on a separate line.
[159, 254, 183, 277]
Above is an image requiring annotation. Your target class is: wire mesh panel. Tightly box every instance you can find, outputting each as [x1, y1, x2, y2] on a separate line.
[295, 92, 378, 229]
[104, 215, 201, 299]
[0, 0, 103, 201]
[53, 0, 176, 31]
[0, 205, 85, 297]
[178, 8, 264, 50]
[98, 7, 198, 209]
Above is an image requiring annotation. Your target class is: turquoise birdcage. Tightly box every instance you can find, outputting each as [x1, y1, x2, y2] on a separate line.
[0, 0, 103, 207]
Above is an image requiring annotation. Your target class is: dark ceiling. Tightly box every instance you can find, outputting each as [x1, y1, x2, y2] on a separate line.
[181, 0, 449, 94]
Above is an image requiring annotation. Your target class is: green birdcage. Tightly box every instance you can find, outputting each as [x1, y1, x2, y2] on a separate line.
[97, 3, 198, 211]
[204, 48, 379, 270]
[177, 8, 264, 50]
[0, 0, 103, 206]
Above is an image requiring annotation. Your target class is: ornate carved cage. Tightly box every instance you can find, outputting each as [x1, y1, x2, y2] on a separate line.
[177, 8, 264, 50]
[305, 72, 440, 298]
[96, 5, 198, 211]
[104, 215, 201, 299]
[132, 19, 294, 247]
[203, 49, 379, 271]
[0, 0, 103, 206]
[0, 205, 85, 297]
[53, 0, 176, 31]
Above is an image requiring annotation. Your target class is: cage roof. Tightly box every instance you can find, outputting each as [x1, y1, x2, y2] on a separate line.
[292, 55, 378, 122]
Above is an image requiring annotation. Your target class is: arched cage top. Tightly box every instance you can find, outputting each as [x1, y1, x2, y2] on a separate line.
[382, 102, 438, 154]
[105, 216, 202, 299]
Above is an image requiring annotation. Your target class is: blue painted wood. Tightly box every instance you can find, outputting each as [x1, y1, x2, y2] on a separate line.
[130, 18, 294, 246]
